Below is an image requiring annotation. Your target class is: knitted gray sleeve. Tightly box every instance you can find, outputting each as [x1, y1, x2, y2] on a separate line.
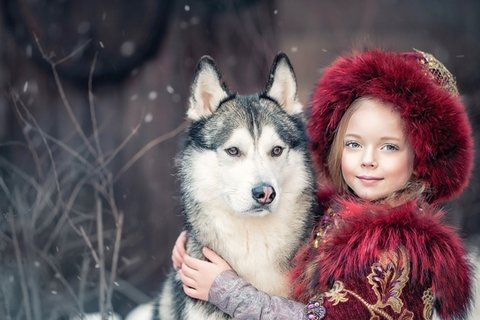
[208, 270, 305, 320]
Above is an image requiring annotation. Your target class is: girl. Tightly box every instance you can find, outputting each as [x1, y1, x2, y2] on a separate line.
[173, 49, 474, 319]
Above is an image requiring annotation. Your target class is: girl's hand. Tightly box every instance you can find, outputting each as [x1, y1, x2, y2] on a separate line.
[172, 231, 187, 270]
[179, 247, 232, 301]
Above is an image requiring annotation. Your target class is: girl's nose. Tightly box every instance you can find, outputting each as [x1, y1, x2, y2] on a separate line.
[361, 149, 377, 168]
[361, 160, 377, 168]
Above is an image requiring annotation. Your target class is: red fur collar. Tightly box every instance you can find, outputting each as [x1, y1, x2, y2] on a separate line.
[290, 200, 472, 318]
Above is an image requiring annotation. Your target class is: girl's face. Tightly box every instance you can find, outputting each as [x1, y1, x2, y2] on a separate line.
[341, 98, 414, 201]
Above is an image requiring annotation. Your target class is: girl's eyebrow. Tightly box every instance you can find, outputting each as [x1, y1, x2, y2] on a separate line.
[344, 133, 403, 142]
[344, 133, 361, 139]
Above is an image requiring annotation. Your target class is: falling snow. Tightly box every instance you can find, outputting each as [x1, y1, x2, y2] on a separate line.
[120, 41, 136, 57]
[166, 85, 175, 94]
[25, 44, 32, 57]
[148, 91, 158, 100]
[145, 113, 153, 123]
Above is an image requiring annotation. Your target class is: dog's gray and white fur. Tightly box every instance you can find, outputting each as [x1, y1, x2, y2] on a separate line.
[126, 53, 316, 320]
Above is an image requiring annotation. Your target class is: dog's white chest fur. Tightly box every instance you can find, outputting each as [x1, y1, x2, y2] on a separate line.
[194, 205, 307, 297]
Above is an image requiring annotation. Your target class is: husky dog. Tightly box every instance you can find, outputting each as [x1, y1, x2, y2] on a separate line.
[126, 53, 316, 320]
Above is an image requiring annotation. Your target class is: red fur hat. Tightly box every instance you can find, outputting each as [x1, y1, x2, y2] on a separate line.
[308, 49, 474, 203]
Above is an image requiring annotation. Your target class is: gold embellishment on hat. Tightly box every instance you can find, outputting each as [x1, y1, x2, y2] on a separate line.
[414, 49, 459, 96]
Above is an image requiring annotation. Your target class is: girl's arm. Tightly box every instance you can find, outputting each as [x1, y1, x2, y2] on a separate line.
[180, 248, 306, 320]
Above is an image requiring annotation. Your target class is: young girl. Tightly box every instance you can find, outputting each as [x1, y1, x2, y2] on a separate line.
[173, 49, 474, 319]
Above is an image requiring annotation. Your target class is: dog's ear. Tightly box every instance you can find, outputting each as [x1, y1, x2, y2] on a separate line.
[264, 53, 303, 115]
[187, 56, 230, 121]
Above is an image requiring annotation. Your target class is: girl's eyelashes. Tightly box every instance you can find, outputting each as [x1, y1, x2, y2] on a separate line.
[345, 140, 361, 148]
[344, 140, 400, 151]
[382, 143, 400, 151]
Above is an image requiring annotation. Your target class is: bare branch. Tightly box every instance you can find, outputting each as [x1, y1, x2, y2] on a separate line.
[114, 120, 189, 182]
[106, 213, 123, 314]
[55, 40, 92, 66]
[88, 52, 105, 164]
[35, 249, 82, 310]
[77, 255, 90, 316]
[11, 90, 95, 173]
[33, 34, 97, 157]
[11, 92, 63, 198]
[8, 212, 33, 320]
[32, 32, 91, 67]
[96, 195, 107, 318]
[42, 176, 90, 252]
[101, 117, 143, 171]
[79, 227, 100, 266]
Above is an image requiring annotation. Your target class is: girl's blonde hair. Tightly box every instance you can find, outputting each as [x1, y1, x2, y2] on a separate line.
[327, 97, 427, 204]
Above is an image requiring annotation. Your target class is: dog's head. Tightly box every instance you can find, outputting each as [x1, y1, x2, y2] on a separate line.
[181, 53, 313, 217]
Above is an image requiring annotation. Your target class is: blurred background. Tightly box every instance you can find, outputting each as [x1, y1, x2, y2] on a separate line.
[0, 0, 479, 319]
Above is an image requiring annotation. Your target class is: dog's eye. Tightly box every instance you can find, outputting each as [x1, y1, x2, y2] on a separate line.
[225, 147, 240, 157]
[271, 146, 284, 157]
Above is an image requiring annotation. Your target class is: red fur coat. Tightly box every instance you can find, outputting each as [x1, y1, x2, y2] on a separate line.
[289, 197, 472, 320]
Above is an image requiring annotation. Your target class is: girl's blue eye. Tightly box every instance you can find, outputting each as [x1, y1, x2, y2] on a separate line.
[383, 144, 399, 151]
[345, 141, 361, 148]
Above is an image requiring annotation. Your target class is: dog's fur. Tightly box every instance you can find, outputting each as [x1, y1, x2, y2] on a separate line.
[126, 53, 316, 319]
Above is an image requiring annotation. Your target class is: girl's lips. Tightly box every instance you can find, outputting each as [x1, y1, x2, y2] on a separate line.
[357, 175, 383, 180]
[357, 176, 383, 184]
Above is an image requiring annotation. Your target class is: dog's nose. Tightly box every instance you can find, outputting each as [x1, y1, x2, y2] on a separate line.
[252, 183, 276, 205]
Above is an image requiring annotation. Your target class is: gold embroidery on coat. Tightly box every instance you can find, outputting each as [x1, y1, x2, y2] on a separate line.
[422, 288, 434, 320]
[367, 246, 410, 313]
[325, 281, 395, 320]
[322, 247, 414, 320]
[324, 280, 348, 305]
